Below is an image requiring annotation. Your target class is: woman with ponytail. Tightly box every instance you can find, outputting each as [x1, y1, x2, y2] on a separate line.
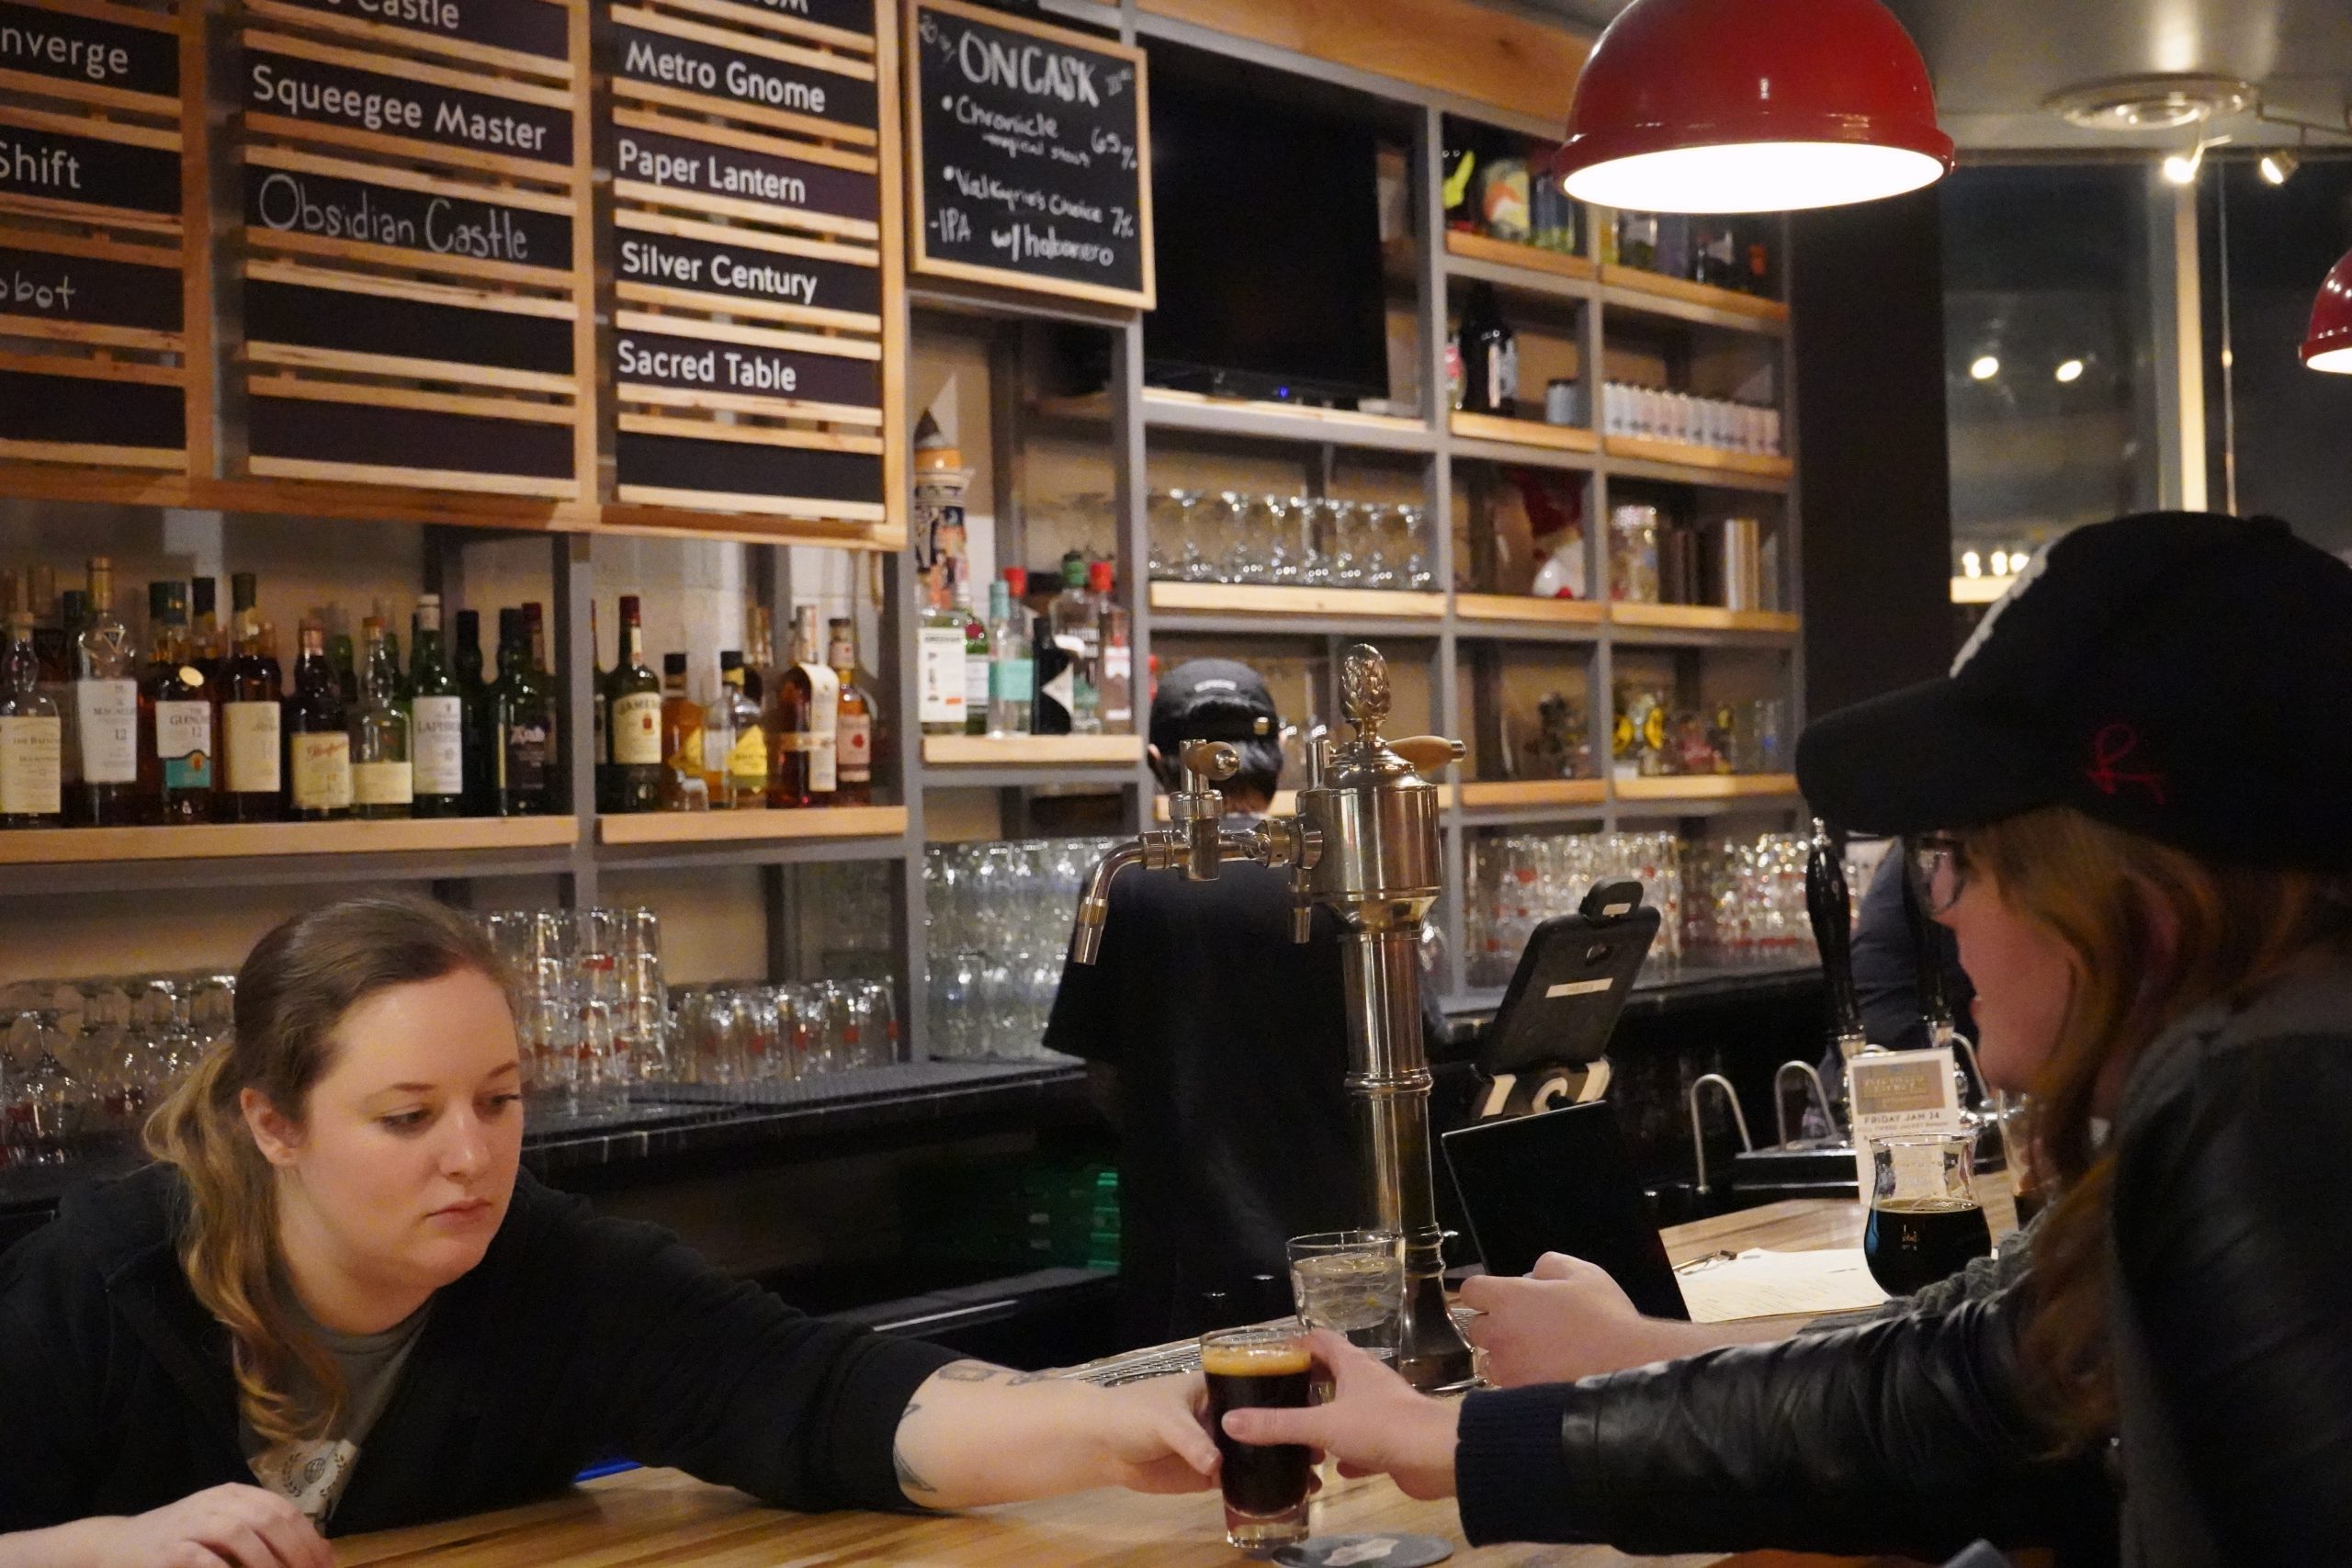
[0, 897, 1216, 1566]
[1218, 513, 2352, 1567]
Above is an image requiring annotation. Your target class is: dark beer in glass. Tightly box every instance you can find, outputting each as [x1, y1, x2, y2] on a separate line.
[1864, 1133, 1995, 1297]
[1203, 1321, 1314, 1552]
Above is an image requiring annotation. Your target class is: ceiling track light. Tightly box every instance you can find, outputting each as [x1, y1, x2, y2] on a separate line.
[2259, 132, 2305, 186]
[2163, 134, 2229, 186]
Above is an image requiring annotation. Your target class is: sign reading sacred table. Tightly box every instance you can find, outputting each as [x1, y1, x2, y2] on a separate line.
[227, 0, 593, 498]
[605, 0, 889, 525]
[0, 0, 198, 472]
[905, 0, 1151, 310]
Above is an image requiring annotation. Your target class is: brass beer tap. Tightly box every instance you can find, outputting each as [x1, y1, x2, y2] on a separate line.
[1069, 643, 1475, 1390]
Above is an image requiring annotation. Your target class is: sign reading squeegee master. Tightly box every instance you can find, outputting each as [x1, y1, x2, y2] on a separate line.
[244, 51, 573, 164]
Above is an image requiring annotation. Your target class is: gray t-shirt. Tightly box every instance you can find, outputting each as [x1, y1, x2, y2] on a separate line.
[242, 1300, 432, 1523]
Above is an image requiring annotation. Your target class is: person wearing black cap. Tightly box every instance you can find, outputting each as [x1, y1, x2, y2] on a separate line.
[1042, 660, 1360, 1345]
[1215, 512, 2352, 1567]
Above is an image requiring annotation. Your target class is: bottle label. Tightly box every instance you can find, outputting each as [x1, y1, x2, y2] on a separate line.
[918, 626, 965, 724]
[612, 691, 662, 765]
[503, 717, 550, 795]
[291, 732, 353, 810]
[354, 759, 413, 807]
[154, 699, 213, 791]
[1039, 661, 1076, 721]
[0, 715, 62, 817]
[990, 654, 1034, 703]
[411, 695, 465, 795]
[40, 681, 77, 786]
[964, 650, 989, 715]
[837, 710, 873, 783]
[729, 726, 767, 786]
[800, 662, 840, 793]
[223, 702, 282, 794]
[702, 722, 732, 777]
[74, 679, 137, 784]
[1487, 341, 1518, 413]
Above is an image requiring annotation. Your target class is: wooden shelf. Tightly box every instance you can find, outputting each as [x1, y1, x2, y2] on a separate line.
[1454, 593, 1606, 630]
[1614, 773, 1801, 802]
[595, 806, 908, 845]
[1150, 581, 1446, 620]
[0, 817, 580, 866]
[1034, 389, 1436, 452]
[1608, 603, 1801, 635]
[1448, 412, 1599, 456]
[1457, 778, 1607, 810]
[1603, 434, 1794, 483]
[1156, 784, 1457, 820]
[922, 735, 1144, 767]
[1599, 265, 1789, 329]
[1443, 231, 1596, 291]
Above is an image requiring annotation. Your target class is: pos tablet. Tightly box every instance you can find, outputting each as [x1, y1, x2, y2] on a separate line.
[1478, 878, 1658, 1076]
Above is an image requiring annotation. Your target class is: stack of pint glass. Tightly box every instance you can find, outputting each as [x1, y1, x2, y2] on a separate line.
[923, 839, 1111, 1061]
[484, 908, 668, 1112]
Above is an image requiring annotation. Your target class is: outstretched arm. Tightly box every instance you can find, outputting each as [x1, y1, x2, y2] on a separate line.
[888, 1361, 1219, 1510]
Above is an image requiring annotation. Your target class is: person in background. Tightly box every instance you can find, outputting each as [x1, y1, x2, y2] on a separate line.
[1217, 512, 2352, 1566]
[1043, 660, 1362, 1345]
[0, 897, 1216, 1567]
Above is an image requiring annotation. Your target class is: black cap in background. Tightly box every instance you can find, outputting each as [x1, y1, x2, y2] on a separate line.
[1149, 659, 1279, 756]
[1796, 510, 2352, 871]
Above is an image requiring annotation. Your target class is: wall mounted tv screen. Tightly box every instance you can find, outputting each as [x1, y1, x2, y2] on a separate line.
[1143, 47, 1390, 405]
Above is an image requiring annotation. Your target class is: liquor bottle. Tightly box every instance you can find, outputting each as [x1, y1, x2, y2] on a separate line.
[137, 580, 212, 825]
[452, 607, 488, 814]
[590, 598, 609, 807]
[744, 604, 775, 707]
[604, 594, 662, 813]
[72, 557, 140, 827]
[452, 608, 486, 697]
[217, 580, 284, 824]
[1090, 560, 1133, 735]
[987, 577, 1032, 738]
[958, 579, 989, 736]
[659, 652, 710, 811]
[830, 616, 873, 807]
[287, 620, 352, 821]
[350, 616, 412, 819]
[766, 605, 838, 808]
[488, 608, 555, 818]
[707, 651, 764, 810]
[917, 580, 967, 735]
[406, 593, 467, 818]
[189, 576, 224, 683]
[1457, 281, 1518, 417]
[378, 601, 407, 703]
[1046, 552, 1102, 735]
[40, 586, 81, 809]
[0, 611, 62, 828]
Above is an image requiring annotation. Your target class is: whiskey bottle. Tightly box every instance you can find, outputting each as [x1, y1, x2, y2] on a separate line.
[917, 581, 966, 736]
[407, 593, 467, 818]
[287, 620, 352, 820]
[137, 581, 212, 825]
[189, 576, 225, 683]
[830, 616, 873, 807]
[659, 651, 709, 811]
[709, 651, 766, 810]
[217, 578, 284, 824]
[350, 616, 413, 819]
[0, 611, 62, 828]
[766, 605, 838, 808]
[488, 608, 555, 818]
[603, 594, 662, 814]
[71, 557, 140, 827]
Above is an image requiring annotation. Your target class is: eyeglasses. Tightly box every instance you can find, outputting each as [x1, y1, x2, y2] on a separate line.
[1906, 833, 1972, 917]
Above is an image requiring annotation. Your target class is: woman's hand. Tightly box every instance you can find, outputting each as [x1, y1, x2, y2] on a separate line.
[1217, 1330, 1461, 1501]
[1087, 1371, 1221, 1495]
[1455, 1252, 1798, 1385]
[0, 1484, 331, 1568]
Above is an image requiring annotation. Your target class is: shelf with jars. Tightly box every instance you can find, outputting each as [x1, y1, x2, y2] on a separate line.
[1598, 265, 1790, 333]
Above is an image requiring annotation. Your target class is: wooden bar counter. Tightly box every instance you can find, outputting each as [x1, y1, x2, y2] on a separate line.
[334, 1198, 2006, 1568]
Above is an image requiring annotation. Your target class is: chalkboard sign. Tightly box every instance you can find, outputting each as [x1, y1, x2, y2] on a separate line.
[906, 0, 1151, 309]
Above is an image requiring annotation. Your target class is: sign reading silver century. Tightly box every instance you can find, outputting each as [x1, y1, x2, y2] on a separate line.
[1069, 643, 1476, 1390]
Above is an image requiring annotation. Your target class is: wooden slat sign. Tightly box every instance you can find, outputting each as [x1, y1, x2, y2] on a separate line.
[905, 0, 1151, 310]
[0, 0, 193, 473]
[227, 0, 593, 500]
[604, 0, 890, 526]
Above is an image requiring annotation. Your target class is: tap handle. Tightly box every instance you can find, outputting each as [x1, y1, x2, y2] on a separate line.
[1340, 644, 1391, 738]
[1805, 819, 1865, 1044]
[1304, 725, 1330, 790]
[1391, 735, 1466, 776]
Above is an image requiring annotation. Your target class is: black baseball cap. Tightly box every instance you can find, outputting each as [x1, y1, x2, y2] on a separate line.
[1149, 659, 1279, 755]
[1796, 510, 2352, 872]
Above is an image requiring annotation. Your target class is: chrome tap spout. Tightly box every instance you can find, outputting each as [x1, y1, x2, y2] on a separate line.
[1069, 839, 1148, 965]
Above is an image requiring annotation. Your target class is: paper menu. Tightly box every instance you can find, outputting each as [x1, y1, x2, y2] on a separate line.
[1677, 1247, 1891, 1323]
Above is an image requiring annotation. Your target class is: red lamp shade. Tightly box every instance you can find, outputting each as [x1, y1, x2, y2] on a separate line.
[2303, 248, 2352, 374]
[1555, 0, 1954, 214]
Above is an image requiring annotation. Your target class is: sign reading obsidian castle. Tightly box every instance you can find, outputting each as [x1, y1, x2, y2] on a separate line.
[906, 0, 1151, 310]
[606, 0, 888, 522]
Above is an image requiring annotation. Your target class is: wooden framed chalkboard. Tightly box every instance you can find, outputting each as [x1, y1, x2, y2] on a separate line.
[904, 0, 1151, 310]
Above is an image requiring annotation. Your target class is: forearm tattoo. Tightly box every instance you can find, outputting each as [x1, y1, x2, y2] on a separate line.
[893, 1400, 938, 1500]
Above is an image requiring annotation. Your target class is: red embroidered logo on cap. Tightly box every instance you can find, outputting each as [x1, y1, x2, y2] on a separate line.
[2086, 723, 2167, 806]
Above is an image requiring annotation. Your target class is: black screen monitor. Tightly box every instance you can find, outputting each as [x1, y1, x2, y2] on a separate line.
[1142, 43, 1390, 404]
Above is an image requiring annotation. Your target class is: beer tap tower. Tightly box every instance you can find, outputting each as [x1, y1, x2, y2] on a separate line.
[1069, 643, 1476, 1390]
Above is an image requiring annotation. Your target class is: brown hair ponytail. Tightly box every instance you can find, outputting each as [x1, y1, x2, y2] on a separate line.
[143, 895, 511, 1447]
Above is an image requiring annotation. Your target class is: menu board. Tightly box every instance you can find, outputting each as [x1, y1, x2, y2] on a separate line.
[228, 0, 592, 498]
[905, 0, 1151, 310]
[0, 0, 195, 471]
[605, 0, 888, 525]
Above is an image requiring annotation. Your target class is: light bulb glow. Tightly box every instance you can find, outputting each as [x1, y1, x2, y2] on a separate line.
[2054, 358, 2085, 383]
[2260, 148, 2300, 186]
[1969, 355, 2000, 381]
[1990, 550, 2011, 576]
[1559, 141, 1948, 214]
[2307, 344, 2352, 374]
[1961, 550, 1983, 578]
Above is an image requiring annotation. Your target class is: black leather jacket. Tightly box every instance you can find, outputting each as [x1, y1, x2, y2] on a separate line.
[1453, 961, 2352, 1567]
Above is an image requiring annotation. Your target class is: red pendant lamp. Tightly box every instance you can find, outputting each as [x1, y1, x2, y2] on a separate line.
[1555, 0, 1954, 213]
[2302, 249, 2352, 373]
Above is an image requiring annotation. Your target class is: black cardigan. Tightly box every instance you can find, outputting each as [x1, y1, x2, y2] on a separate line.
[0, 1164, 958, 1537]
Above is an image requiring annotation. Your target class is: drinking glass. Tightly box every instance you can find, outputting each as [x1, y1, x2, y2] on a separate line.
[1201, 1320, 1315, 1553]
[1252, 494, 1300, 584]
[1397, 503, 1434, 591]
[1357, 503, 1398, 588]
[1295, 495, 1334, 586]
[1286, 1229, 1405, 1363]
[1329, 501, 1366, 585]
[1206, 490, 1250, 584]
[1863, 1133, 1993, 1297]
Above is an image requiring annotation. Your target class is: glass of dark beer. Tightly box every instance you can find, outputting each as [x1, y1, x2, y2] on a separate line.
[1863, 1132, 1995, 1296]
[1203, 1319, 1315, 1553]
